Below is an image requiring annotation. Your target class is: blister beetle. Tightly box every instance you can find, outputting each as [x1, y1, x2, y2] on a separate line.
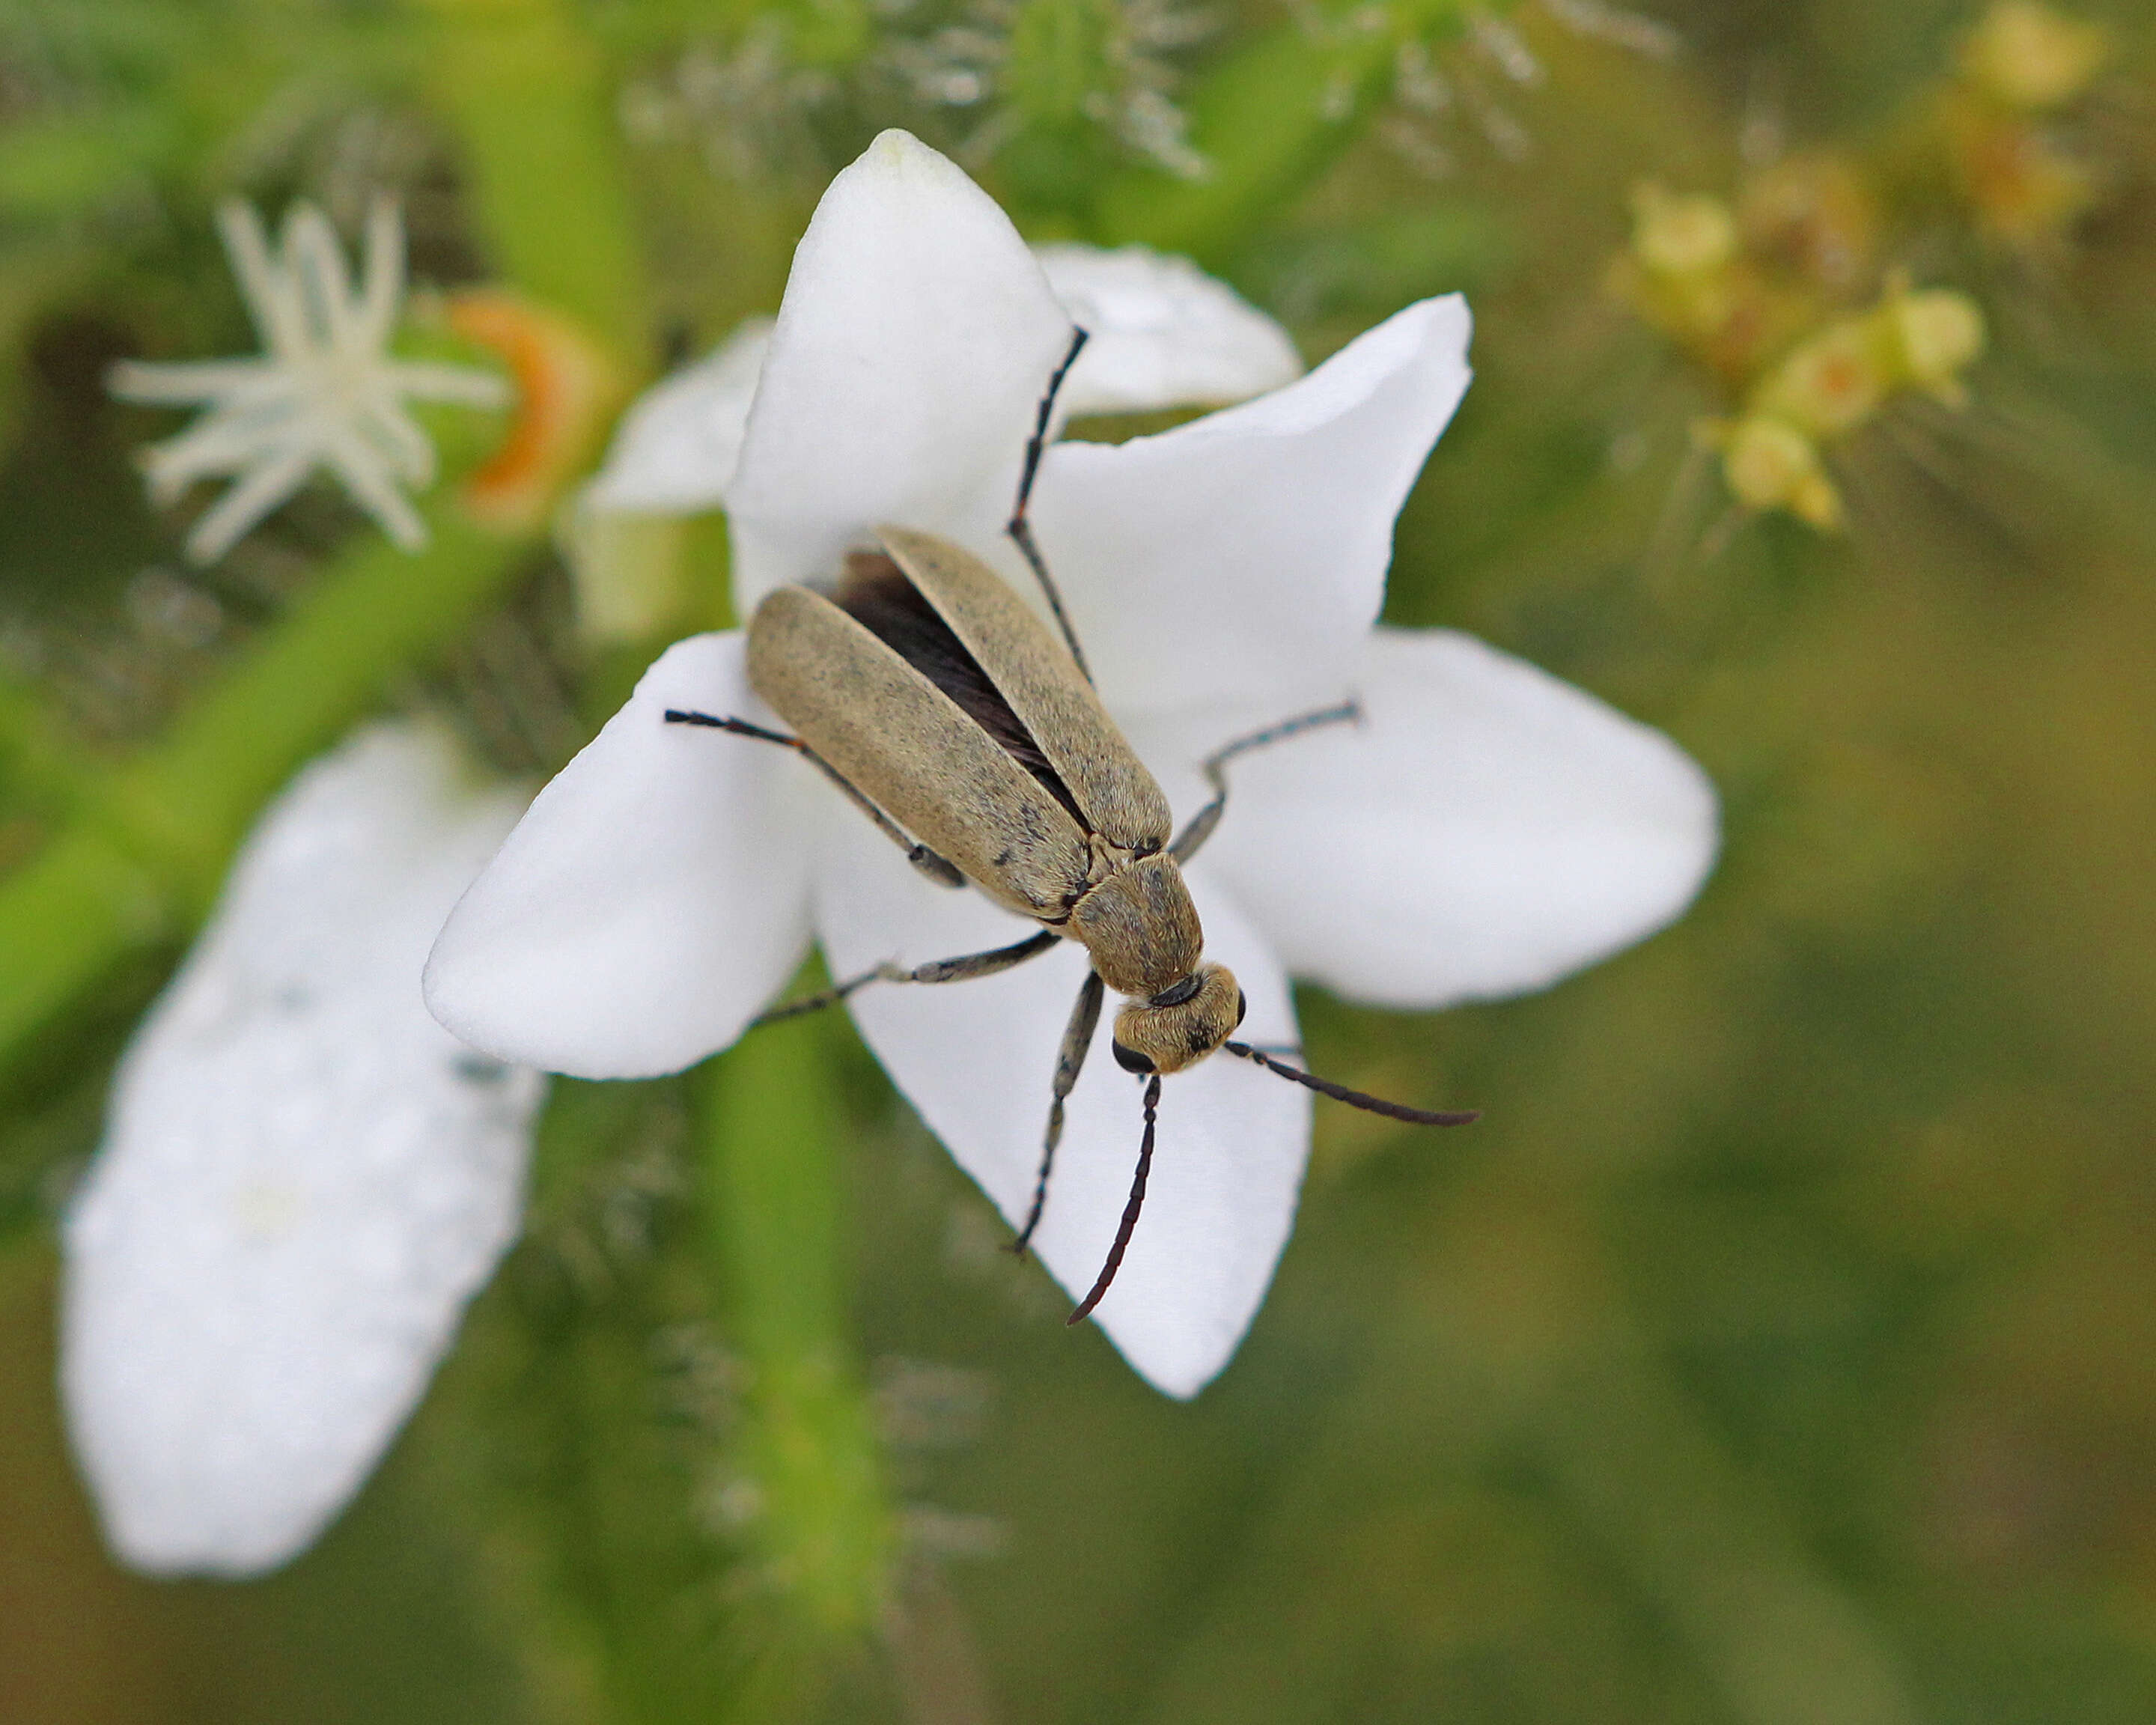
[667, 330, 1476, 1321]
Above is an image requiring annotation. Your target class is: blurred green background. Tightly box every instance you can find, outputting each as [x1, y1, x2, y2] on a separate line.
[4, 0, 2156, 1721]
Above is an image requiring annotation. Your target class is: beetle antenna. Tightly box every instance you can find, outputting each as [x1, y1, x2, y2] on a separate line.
[1223, 1041, 1479, 1126]
[1068, 1072, 1161, 1324]
[1008, 326, 1094, 684]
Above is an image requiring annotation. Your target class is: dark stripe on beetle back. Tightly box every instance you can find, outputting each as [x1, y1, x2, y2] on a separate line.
[836, 552, 1091, 830]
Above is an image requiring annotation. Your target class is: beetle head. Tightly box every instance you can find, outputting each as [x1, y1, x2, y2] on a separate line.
[1110, 963, 1246, 1077]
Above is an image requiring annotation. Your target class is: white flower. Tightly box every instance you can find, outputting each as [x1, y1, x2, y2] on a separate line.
[579, 240, 1302, 518]
[426, 131, 1718, 1397]
[62, 725, 543, 1576]
[109, 199, 509, 565]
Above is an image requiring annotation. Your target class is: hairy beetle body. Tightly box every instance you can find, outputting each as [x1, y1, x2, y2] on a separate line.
[746, 526, 1231, 1064]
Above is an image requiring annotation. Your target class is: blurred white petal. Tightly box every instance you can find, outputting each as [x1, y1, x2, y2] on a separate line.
[62, 725, 543, 1577]
[583, 318, 773, 514]
[1035, 243, 1303, 418]
[427, 632, 817, 1080]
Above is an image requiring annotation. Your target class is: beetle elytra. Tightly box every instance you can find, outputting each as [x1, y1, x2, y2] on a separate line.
[667, 328, 1475, 1323]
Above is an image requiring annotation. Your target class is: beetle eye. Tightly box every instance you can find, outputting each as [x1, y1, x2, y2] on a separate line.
[1232, 990, 1248, 1032]
[1112, 1041, 1156, 1074]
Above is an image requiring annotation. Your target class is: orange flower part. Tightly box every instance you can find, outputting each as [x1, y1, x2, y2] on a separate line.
[445, 290, 621, 534]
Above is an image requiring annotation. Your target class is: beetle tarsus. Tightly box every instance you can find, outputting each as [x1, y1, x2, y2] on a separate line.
[1068, 1072, 1162, 1324]
[749, 965, 900, 1026]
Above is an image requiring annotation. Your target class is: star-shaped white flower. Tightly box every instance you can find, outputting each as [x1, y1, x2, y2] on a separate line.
[426, 131, 1718, 1397]
[62, 725, 543, 1575]
[109, 198, 509, 565]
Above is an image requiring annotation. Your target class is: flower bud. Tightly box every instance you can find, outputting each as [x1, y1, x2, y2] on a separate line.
[1884, 288, 1986, 403]
[1740, 152, 1879, 293]
[1718, 416, 1844, 531]
[1630, 181, 1738, 278]
[1751, 319, 1885, 439]
[1959, 1, 2108, 112]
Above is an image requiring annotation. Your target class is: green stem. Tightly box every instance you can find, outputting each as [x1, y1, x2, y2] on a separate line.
[413, 0, 652, 361]
[698, 1016, 895, 1668]
[1092, 0, 1483, 266]
[0, 522, 527, 1073]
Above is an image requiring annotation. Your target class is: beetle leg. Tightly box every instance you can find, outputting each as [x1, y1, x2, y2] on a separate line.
[1169, 700, 1364, 864]
[1005, 326, 1095, 684]
[665, 708, 963, 887]
[750, 928, 1061, 1026]
[1011, 968, 1106, 1256]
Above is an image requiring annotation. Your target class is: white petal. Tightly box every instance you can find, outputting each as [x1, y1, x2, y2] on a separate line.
[355, 197, 405, 351]
[285, 204, 359, 350]
[181, 445, 315, 565]
[1027, 295, 1474, 722]
[108, 357, 281, 405]
[724, 131, 1075, 609]
[1034, 243, 1303, 418]
[138, 398, 302, 493]
[425, 632, 815, 1079]
[320, 427, 428, 550]
[812, 806, 1309, 1398]
[1187, 628, 1720, 1008]
[217, 201, 307, 361]
[61, 725, 543, 1577]
[582, 319, 773, 514]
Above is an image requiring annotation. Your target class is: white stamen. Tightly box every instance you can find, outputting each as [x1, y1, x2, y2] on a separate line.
[109, 199, 508, 565]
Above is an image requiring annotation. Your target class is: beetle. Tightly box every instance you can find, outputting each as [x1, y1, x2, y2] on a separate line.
[666, 329, 1475, 1322]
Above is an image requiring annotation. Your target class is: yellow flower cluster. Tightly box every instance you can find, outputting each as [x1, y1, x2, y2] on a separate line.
[1607, 1, 2116, 533]
[1713, 285, 1986, 529]
[1616, 178, 1987, 531]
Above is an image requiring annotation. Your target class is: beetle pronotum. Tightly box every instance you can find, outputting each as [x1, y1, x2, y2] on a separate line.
[668, 329, 1476, 1323]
